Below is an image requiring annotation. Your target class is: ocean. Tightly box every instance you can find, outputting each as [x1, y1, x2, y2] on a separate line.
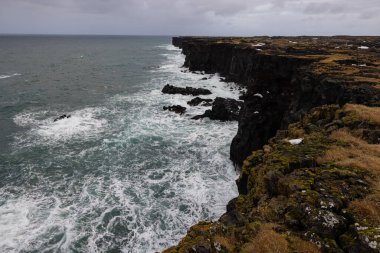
[0, 35, 239, 252]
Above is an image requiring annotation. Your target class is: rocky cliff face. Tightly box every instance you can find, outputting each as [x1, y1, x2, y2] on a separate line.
[174, 37, 380, 166]
[165, 36, 380, 253]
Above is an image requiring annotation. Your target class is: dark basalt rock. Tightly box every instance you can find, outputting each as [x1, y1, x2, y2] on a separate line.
[54, 114, 71, 122]
[363, 130, 380, 144]
[163, 105, 186, 115]
[162, 84, 212, 96]
[175, 37, 380, 166]
[187, 97, 213, 106]
[192, 97, 243, 121]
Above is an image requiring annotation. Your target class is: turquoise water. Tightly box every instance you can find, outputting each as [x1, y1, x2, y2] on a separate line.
[0, 36, 239, 252]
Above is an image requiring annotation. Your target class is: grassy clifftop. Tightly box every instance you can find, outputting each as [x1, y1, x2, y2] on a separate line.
[165, 104, 380, 252]
[174, 36, 380, 90]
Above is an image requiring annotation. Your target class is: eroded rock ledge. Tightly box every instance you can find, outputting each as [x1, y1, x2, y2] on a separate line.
[166, 36, 380, 253]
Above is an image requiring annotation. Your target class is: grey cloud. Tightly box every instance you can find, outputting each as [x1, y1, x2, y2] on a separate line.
[303, 2, 346, 14]
[0, 0, 379, 35]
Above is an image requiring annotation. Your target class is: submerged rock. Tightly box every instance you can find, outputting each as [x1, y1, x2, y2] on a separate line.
[192, 97, 243, 121]
[54, 114, 71, 122]
[187, 97, 213, 106]
[163, 105, 186, 115]
[162, 84, 212, 96]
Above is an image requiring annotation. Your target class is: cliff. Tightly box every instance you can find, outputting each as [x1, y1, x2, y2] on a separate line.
[165, 37, 380, 253]
[176, 36, 380, 166]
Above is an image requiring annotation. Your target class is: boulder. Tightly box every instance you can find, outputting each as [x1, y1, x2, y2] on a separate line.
[192, 97, 243, 121]
[163, 105, 186, 115]
[187, 97, 213, 106]
[162, 84, 212, 96]
[54, 114, 71, 122]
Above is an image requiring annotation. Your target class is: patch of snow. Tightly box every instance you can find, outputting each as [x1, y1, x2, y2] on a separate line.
[254, 93, 263, 98]
[358, 46, 369, 50]
[289, 138, 303, 145]
[254, 111, 259, 114]
[253, 43, 266, 47]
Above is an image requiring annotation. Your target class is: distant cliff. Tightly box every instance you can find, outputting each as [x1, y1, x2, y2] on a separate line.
[174, 37, 380, 166]
[165, 36, 380, 253]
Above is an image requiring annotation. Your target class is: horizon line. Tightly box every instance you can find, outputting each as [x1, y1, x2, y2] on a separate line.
[0, 33, 379, 37]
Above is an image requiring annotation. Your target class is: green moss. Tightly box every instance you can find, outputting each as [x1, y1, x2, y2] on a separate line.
[242, 150, 264, 170]
[164, 103, 380, 252]
[339, 232, 357, 248]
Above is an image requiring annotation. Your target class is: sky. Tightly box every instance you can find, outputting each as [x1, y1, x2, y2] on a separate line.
[0, 0, 379, 36]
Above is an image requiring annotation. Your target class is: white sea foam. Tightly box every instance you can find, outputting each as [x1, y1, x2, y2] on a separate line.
[0, 198, 31, 252]
[0, 73, 21, 80]
[13, 107, 108, 146]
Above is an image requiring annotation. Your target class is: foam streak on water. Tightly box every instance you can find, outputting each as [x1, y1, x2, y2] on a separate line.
[0, 73, 21, 79]
[0, 43, 239, 252]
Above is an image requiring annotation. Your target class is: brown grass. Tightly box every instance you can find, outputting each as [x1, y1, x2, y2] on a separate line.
[213, 235, 235, 252]
[243, 223, 289, 253]
[319, 54, 352, 64]
[375, 84, 380, 89]
[343, 104, 380, 125]
[291, 237, 321, 253]
[318, 129, 380, 175]
[318, 127, 380, 225]
[350, 199, 380, 224]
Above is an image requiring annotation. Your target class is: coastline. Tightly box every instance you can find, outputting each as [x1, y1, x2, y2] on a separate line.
[165, 36, 380, 252]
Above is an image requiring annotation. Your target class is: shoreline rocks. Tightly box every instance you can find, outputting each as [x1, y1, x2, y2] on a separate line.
[54, 114, 71, 122]
[192, 97, 243, 121]
[187, 97, 213, 106]
[163, 105, 186, 115]
[162, 84, 212, 96]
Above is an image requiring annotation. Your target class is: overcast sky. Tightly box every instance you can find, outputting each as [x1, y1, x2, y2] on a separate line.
[0, 0, 379, 36]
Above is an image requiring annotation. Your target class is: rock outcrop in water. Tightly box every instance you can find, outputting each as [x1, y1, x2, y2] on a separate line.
[165, 36, 380, 253]
[187, 97, 213, 106]
[163, 105, 186, 115]
[162, 84, 212, 96]
[54, 114, 71, 122]
[192, 97, 243, 121]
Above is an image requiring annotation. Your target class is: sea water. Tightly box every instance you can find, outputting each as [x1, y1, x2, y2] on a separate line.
[0, 36, 239, 252]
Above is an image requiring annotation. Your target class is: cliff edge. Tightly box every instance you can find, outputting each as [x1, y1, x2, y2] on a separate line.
[166, 36, 380, 253]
